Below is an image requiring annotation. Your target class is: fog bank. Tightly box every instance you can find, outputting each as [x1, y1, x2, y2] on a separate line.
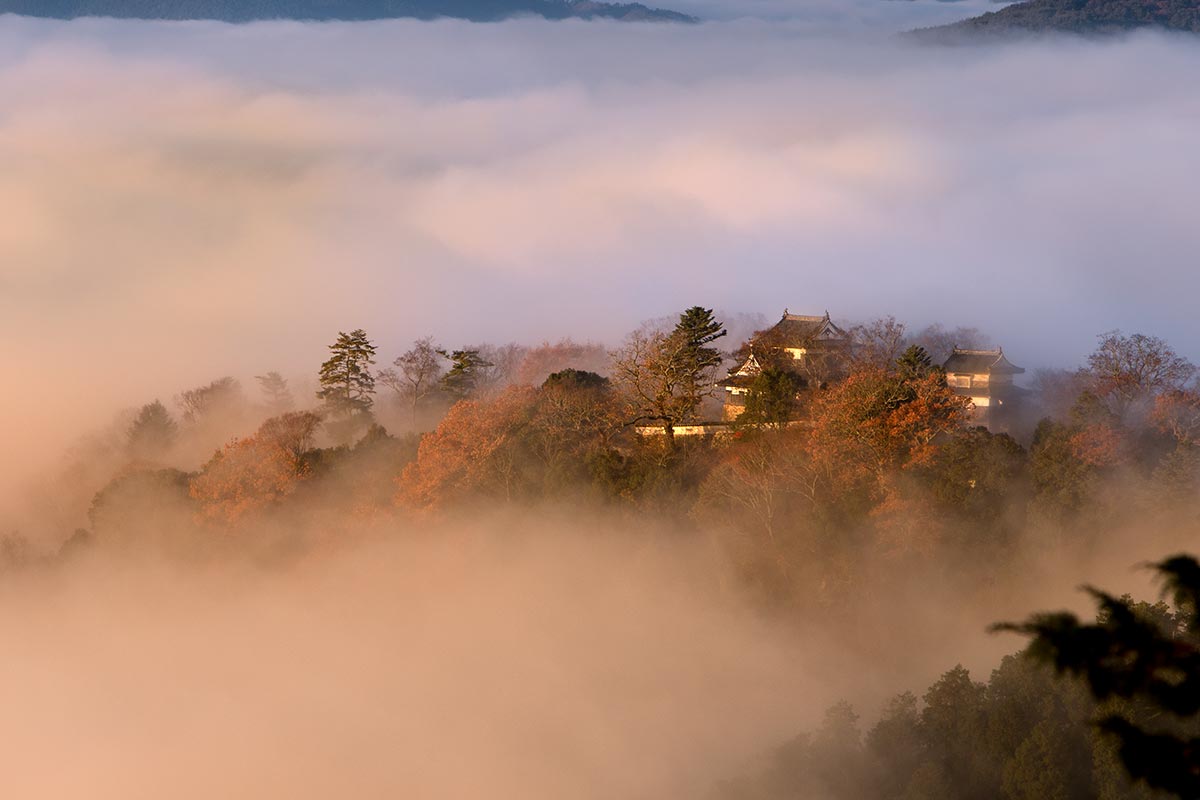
[0, 524, 822, 798]
[3, 17, 1199, 504]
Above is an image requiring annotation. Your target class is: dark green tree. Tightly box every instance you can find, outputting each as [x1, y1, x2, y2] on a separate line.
[986, 654, 1094, 800]
[1029, 418, 1097, 519]
[896, 344, 937, 382]
[917, 665, 993, 798]
[674, 305, 727, 373]
[924, 427, 1027, 521]
[867, 692, 923, 798]
[317, 329, 377, 419]
[674, 306, 727, 421]
[999, 556, 1200, 798]
[741, 367, 805, 427]
[1002, 719, 1084, 800]
[542, 368, 609, 391]
[439, 348, 493, 402]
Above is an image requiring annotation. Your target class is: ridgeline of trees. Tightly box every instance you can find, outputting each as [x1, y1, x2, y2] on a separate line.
[58, 312, 1194, 592]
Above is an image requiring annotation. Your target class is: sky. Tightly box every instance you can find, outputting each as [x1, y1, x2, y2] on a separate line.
[2, 6, 1200, 498]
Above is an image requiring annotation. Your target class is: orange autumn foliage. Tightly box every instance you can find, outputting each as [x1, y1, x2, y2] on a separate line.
[808, 368, 969, 482]
[807, 368, 968, 554]
[1067, 423, 1125, 469]
[1151, 388, 1200, 446]
[396, 386, 537, 511]
[189, 412, 320, 525]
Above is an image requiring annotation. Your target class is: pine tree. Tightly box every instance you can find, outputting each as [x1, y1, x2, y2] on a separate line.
[255, 371, 294, 413]
[673, 306, 727, 374]
[439, 349, 492, 402]
[317, 329, 377, 419]
[896, 344, 936, 382]
[672, 306, 727, 420]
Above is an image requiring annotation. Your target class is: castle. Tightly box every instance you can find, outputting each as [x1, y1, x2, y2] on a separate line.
[718, 310, 1024, 430]
[942, 347, 1026, 429]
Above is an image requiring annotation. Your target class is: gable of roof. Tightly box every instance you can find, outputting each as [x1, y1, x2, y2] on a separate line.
[719, 353, 762, 389]
[943, 347, 1025, 375]
[734, 353, 762, 377]
[759, 310, 848, 348]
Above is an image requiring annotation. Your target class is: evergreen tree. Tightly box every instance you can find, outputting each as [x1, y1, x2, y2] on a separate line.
[1002, 719, 1082, 800]
[896, 344, 937, 382]
[741, 367, 805, 427]
[1001, 556, 1200, 798]
[542, 368, 609, 391]
[317, 329, 377, 419]
[127, 400, 177, 461]
[918, 665, 992, 797]
[673, 306, 727, 397]
[867, 692, 923, 798]
[438, 349, 492, 402]
[255, 371, 294, 413]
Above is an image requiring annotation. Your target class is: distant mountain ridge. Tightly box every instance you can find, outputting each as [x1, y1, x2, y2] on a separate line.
[0, 0, 695, 22]
[915, 0, 1200, 38]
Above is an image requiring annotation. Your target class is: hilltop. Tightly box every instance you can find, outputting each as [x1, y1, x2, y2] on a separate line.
[915, 0, 1200, 38]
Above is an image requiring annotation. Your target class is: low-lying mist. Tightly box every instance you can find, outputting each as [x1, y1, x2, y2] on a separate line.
[0, 500, 1193, 798]
[0, 518, 817, 798]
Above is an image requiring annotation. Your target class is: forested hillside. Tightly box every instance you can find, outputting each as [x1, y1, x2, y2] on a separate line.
[23, 311, 1198, 595]
[720, 556, 1200, 799]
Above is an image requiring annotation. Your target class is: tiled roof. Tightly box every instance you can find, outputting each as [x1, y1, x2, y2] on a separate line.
[943, 348, 1024, 376]
[759, 311, 848, 348]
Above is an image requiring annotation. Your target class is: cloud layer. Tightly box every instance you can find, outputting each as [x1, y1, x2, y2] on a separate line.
[0, 525, 820, 798]
[2, 14, 1199, 501]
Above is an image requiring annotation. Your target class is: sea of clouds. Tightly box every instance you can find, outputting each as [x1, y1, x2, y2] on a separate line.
[2, 8, 1199, 497]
